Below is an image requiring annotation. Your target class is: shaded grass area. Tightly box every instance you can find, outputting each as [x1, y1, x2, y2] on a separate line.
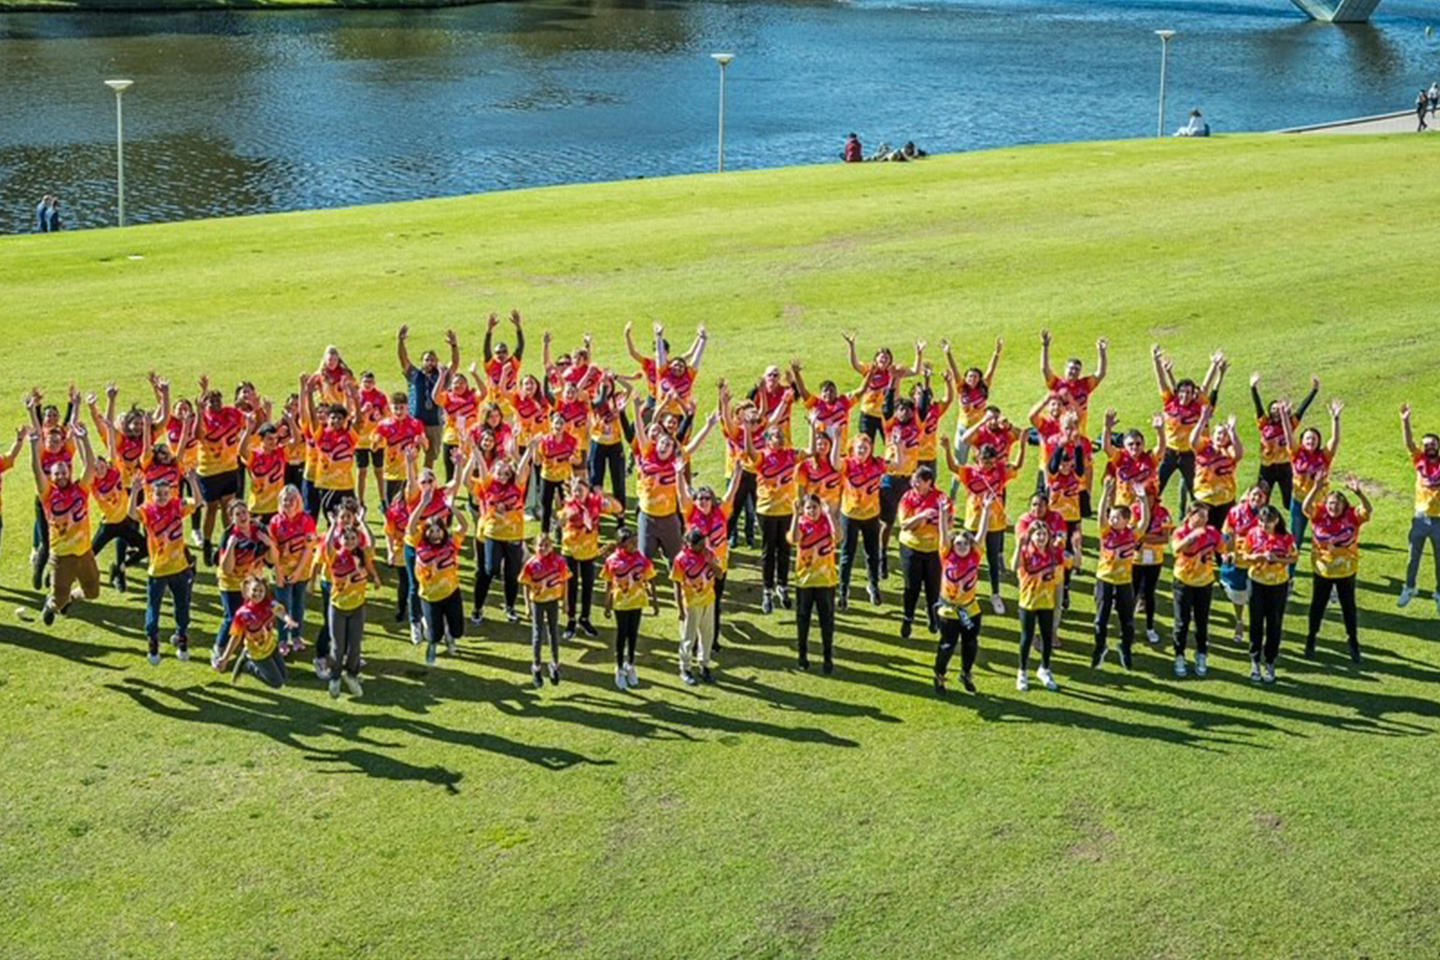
[1, 134, 1439, 958]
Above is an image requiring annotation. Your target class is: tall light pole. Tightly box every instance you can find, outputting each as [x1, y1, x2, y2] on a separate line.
[104, 79, 134, 227]
[710, 53, 734, 172]
[1154, 30, 1175, 138]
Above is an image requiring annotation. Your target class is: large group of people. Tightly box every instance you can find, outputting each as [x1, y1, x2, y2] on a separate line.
[9, 316, 1437, 701]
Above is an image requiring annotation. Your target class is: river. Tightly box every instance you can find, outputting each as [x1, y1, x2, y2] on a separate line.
[1, 0, 1435, 232]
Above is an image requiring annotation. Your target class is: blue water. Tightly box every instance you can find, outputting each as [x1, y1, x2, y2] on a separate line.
[0, 0, 1436, 231]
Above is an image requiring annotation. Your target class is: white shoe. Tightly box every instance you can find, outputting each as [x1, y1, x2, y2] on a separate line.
[1263, 662, 1276, 684]
[1037, 666, 1058, 691]
[1398, 585, 1416, 607]
[615, 668, 628, 691]
[147, 652, 161, 666]
[210, 647, 224, 668]
[176, 647, 190, 662]
[315, 657, 331, 681]
[1173, 655, 1187, 677]
[409, 622, 423, 645]
[1015, 669, 1029, 692]
[1249, 659, 1262, 682]
[190, 529, 204, 547]
[342, 674, 363, 697]
[990, 593, 1005, 616]
[328, 678, 341, 699]
[1195, 652, 1208, 677]
[625, 662, 639, 687]
[1146, 628, 1160, 645]
[446, 634, 457, 656]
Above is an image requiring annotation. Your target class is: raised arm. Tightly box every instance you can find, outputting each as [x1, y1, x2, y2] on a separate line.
[1009, 436, 1027, 474]
[1279, 401, 1296, 452]
[841, 332, 864, 375]
[1152, 413, 1168, 460]
[1101, 409, 1120, 459]
[1249, 372, 1266, 419]
[788, 360, 811, 402]
[482, 312, 497, 363]
[127, 476, 145, 523]
[1401, 404, 1418, 455]
[1188, 403, 1211, 453]
[684, 412, 721, 460]
[511, 310, 526, 362]
[1040, 329, 1055, 384]
[940, 340, 961, 387]
[1227, 415, 1244, 463]
[687, 323, 708, 371]
[985, 337, 1003, 385]
[1295, 375, 1319, 421]
[27, 424, 44, 489]
[445, 328, 460, 373]
[1199, 350, 1223, 395]
[1093, 337, 1109, 385]
[431, 365, 451, 405]
[74, 424, 97, 488]
[1151, 344, 1169, 395]
[397, 324, 414, 376]
[1346, 476, 1372, 516]
[1327, 399, 1342, 458]
[1302, 474, 1323, 518]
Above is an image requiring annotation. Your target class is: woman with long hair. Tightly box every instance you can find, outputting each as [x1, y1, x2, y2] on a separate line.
[1302, 477, 1372, 663]
[1245, 504, 1298, 684]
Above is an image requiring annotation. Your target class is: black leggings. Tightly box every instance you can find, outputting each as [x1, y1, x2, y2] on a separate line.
[588, 441, 626, 508]
[713, 573, 726, 637]
[614, 608, 642, 665]
[421, 590, 465, 644]
[1158, 449, 1196, 503]
[760, 514, 792, 590]
[726, 471, 758, 545]
[1249, 580, 1288, 664]
[900, 545, 940, 627]
[91, 519, 147, 570]
[858, 413, 883, 441]
[1307, 574, 1358, 646]
[839, 515, 881, 592]
[1133, 563, 1161, 631]
[475, 538, 523, 612]
[1018, 607, 1054, 671]
[1259, 462, 1294, 509]
[539, 478, 566, 534]
[565, 556, 597, 623]
[795, 586, 835, 661]
[1094, 580, 1135, 652]
[936, 611, 981, 677]
[984, 530, 1006, 594]
[1173, 582, 1212, 655]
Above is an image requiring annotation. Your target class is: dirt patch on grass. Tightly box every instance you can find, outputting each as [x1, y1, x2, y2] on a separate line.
[1064, 799, 1118, 864]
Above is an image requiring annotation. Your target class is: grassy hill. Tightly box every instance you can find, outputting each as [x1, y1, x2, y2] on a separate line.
[1, 133, 1438, 959]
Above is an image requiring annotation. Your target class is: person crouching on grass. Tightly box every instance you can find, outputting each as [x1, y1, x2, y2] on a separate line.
[215, 575, 298, 689]
[672, 528, 722, 686]
[519, 532, 572, 688]
[602, 525, 659, 691]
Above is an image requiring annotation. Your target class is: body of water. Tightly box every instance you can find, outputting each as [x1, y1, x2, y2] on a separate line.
[1, 0, 1436, 232]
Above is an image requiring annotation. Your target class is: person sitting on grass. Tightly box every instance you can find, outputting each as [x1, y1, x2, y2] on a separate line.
[215, 574, 299, 689]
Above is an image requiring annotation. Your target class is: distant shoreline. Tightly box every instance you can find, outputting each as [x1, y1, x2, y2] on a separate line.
[0, 0, 495, 11]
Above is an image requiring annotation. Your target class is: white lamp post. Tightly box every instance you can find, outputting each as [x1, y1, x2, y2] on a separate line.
[104, 79, 134, 227]
[1154, 31, 1175, 138]
[710, 53, 734, 172]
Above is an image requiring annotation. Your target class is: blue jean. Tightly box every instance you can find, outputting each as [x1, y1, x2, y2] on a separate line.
[274, 580, 308, 642]
[214, 590, 243, 654]
[145, 569, 194, 641]
[403, 545, 422, 624]
[1289, 497, 1310, 574]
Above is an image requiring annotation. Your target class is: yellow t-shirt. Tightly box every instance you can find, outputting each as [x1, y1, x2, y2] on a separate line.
[141, 499, 196, 578]
[634, 446, 679, 517]
[1192, 435, 1238, 507]
[1160, 389, 1209, 454]
[937, 544, 982, 619]
[218, 524, 271, 594]
[840, 456, 885, 521]
[1096, 519, 1139, 586]
[327, 546, 371, 610]
[897, 488, 948, 553]
[603, 550, 656, 611]
[748, 448, 800, 517]
[520, 552, 571, 604]
[1307, 504, 1369, 580]
[91, 466, 130, 526]
[439, 389, 481, 447]
[475, 476, 528, 542]
[559, 494, 617, 562]
[797, 455, 842, 507]
[1246, 529, 1296, 586]
[956, 464, 1015, 532]
[415, 534, 464, 602]
[1413, 452, 1440, 517]
[245, 447, 288, 516]
[538, 432, 581, 484]
[313, 427, 358, 492]
[685, 503, 732, 574]
[43, 479, 92, 558]
[670, 547, 717, 607]
[791, 514, 838, 588]
[1172, 524, 1222, 588]
[882, 415, 922, 477]
[196, 406, 245, 477]
[1017, 544, 1067, 611]
[233, 600, 278, 660]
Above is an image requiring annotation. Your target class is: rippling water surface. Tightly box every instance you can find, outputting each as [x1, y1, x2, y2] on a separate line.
[1, 0, 1435, 231]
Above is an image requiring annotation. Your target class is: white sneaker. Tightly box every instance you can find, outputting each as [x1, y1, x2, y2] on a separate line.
[410, 622, 423, 645]
[328, 678, 341, 699]
[189, 529, 203, 547]
[342, 674, 363, 697]
[1263, 662, 1276, 684]
[990, 593, 1005, 616]
[1249, 659, 1262, 682]
[446, 634, 457, 656]
[1146, 628, 1161, 645]
[1037, 666, 1058, 691]
[1173, 655, 1187, 677]
[1195, 652, 1208, 677]
[615, 668, 628, 691]
[315, 657, 331, 681]
[1015, 669, 1029, 692]
[176, 647, 190, 662]
[147, 652, 161, 666]
[1397, 585, 1416, 607]
[625, 662, 639, 687]
[210, 647, 224, 668]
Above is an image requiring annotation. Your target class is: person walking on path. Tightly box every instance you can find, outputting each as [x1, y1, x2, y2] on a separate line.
[1417, 89, 1429, 131]
[1428, 81, 1438, 118]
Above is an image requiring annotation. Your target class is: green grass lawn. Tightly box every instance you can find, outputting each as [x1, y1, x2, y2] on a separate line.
[1, 133, 1438, 959]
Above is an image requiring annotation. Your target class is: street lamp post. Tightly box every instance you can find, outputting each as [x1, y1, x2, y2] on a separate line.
[1154, 30, 1175, 139]
[710, 53, 734, 172]
[104, 79, 134, 227]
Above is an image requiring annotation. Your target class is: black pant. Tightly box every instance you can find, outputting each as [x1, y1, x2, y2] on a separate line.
[588, 441, 626, 509]
[1018, 607, 1054, 671]
[900, 546, 940, 628]
[539, 478, 566, 534]
[1173, 582, 1212, 655]
[858, 413, 883, 441]
[984, 530, 1006, 594]
[1259, 462, 1294, 509]
[91, 518, 147, 571]
[1249, 580, 1288, 664]
[726, 471, 758, 545]
[394, 561, 410, 617]
[1133, 563, 1160, 632]
[713, 573, 726, 637]
[1307, 575, 1358, 648]
[936, 611, 981, 677]
[614, 608, 642, 665]
[1094, 580, 1135, 652]
[475, 538, 523, 612]
[565, 556, 596, 624]
[1158, 449, 1196, 505]
[442, 443, 459, 483]
[760, 514, 792, 590]
[795, 586, 835, 662]
[839, 515, 880, 592]
[421, 590, 464, 644]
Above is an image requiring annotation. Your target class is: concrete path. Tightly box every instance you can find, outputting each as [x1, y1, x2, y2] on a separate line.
[1281, 109, 1435, 134]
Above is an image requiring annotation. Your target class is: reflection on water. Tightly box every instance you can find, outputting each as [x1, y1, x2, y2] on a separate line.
[0, 0, 1435, 232]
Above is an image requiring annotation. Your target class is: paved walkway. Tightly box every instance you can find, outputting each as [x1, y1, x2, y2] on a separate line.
[1281, 109, 1435, 135]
